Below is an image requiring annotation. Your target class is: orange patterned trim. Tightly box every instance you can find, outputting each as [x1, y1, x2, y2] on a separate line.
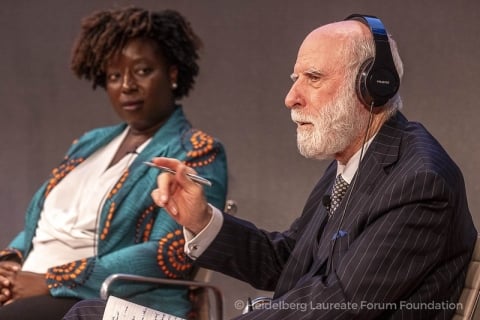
[157, 229, 192, 278]
[183, 130, 218, 168]
[46, 259, 89, 289]
[100, 202, 115, 241]
[107, 170, 129, 199]
[99, 170, 129, 241]
[136, 205, 156, 243]
[45, 158, 84, 197]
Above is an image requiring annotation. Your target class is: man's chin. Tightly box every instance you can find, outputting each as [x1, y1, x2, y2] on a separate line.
[297, 146, 334, 160]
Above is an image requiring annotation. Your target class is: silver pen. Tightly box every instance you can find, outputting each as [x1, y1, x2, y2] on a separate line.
[143, 161, 212, 187]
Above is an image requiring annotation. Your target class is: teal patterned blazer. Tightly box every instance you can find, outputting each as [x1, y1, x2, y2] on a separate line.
[0, 106, 228, 317]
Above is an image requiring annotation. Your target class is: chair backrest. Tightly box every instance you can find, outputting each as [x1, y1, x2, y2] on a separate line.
[185, 267, 216, 320]
[453, 235, 480, 320]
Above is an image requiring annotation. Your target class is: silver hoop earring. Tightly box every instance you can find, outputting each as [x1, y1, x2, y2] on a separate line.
[172, 83, 178, 89]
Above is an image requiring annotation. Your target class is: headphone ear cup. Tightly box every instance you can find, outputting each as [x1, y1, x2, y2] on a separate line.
[356, 57, 399, 108]
[356, 58, 374, 107]
[367, 65, 400, 107]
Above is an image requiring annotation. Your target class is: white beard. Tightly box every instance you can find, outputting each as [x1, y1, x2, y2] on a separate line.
[292, 83, 369, 160]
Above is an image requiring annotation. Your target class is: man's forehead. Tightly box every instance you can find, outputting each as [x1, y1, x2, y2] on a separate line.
[299, 19, 369, 53]
[293, 38, 341, 72]
[292, 20, 367, 72]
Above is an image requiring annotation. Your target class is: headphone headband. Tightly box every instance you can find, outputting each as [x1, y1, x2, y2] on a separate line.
[345, 14, 400, 107]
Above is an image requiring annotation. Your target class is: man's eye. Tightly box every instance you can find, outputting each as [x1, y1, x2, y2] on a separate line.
[290, 73, 299, 82]
[308, 74, 321, 82]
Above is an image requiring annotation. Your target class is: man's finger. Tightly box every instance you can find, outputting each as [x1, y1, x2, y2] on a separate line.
[166, 199, 179, 217]
[151, 157, 199, 188]
[151, 189, 163, 206]
[151, 157, 182, 170]
[155, 172, 176, 206]
[176, 163, 200, 189]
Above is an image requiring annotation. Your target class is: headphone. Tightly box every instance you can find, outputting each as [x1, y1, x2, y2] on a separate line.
[345, 14, 400, 107]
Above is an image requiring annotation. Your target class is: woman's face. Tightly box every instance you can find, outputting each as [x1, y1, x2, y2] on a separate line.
[105, 38, 178, 133]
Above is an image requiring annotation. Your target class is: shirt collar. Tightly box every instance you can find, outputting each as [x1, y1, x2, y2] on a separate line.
[336, 134, 376, 184]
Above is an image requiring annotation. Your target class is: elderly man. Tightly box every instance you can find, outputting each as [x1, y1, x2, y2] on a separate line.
[153, 14, 476, 319]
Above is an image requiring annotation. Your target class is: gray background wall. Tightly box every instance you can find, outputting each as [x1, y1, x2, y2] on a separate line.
[1, 0, 479, 318]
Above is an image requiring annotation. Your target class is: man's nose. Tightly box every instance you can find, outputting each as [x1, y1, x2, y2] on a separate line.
[285, 81, 303, 109]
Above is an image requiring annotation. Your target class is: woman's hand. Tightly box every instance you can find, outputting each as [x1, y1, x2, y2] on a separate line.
[5, 271, 50, 305]
[151, 157, 212, 235]
[0, 261, 20, 305]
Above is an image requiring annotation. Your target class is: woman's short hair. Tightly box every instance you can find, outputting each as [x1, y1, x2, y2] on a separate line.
[71, 7, 202, 99]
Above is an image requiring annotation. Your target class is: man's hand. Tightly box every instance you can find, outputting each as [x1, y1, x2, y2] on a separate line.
[0, 261, 20, 305]
[151, 157, 212, 234]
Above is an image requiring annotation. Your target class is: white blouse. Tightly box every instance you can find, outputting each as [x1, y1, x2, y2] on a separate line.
[22, 128, 150, 273]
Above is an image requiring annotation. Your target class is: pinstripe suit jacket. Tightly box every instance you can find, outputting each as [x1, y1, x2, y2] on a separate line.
[197, 112, 477, 319]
